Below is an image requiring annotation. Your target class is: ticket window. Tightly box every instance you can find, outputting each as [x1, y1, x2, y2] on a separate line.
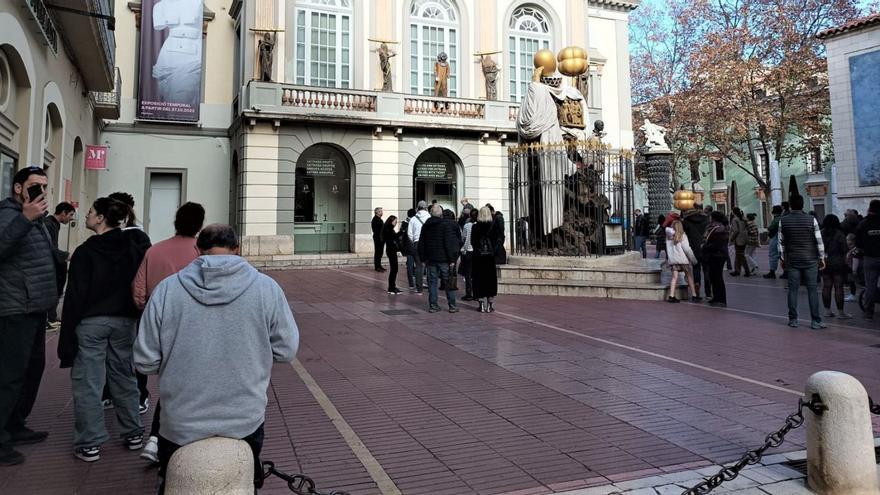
[294, 145, 351, 253]
[414, 149, 458, 213]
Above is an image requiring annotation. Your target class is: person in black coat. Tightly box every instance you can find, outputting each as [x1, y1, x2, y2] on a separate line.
[702, 211, 730, 307]
[471, 206, 500, 313]
[417, 205, 461, 313]
[682, 206, 710, 298]
[820, 214, 851, 319]
[59, 197, 147, 462]
[371, 207, 385, 272]
[381, 216, 402, 294]
[654, 214, 667, 259]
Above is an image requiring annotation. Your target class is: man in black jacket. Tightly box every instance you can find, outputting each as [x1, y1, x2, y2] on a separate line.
[633, 209, 650, 258]
[44, 202, 76, 324]
[855, 200, 880, 320]
[682, 205, 710, 298]
[372, 207, 385, 272]
[418, 205, 461, 313]
[779, 195, 826, 329]
[0, 167, 56, 465]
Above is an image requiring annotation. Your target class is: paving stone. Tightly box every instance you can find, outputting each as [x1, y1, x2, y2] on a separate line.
[758, 479, 814, 495]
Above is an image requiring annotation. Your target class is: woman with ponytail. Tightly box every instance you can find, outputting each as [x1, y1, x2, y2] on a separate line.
[58, 197, 147, 462]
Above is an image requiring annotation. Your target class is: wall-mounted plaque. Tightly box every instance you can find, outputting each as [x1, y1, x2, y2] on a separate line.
[416, 162, 450, 180]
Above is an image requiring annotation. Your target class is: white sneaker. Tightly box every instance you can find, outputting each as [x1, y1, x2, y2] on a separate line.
[138, 398, 149, 415]
[75, 446, 100, 462]
[844, 294, 856, 302]
[824, 309, 836, 318]
[837, 312, 853, 320]
[101, 399, 114, 410]
[140, 436, 159, 463]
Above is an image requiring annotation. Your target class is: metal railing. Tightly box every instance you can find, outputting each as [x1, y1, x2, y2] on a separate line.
[508, 140, 635, 257]
[24, 0, 58, 53]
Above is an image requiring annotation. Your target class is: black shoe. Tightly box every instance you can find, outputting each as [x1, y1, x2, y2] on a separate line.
[10, 429, 48, 446]
[691, 296, 703, 302]
[763, 271, 776, 279]
[666, 296, 680, 303]
[709, 301, 727, 308]
[427, 305, 441, 313]
[728, 271, 740, 277]
[0, 447, 25, 466]
[387, 288, 403, 295]
[461, 295, 474, 301]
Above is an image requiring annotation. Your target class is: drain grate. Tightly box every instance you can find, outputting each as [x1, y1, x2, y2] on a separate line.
[381, 309, 418, 316]
[782, 446, 880, 476]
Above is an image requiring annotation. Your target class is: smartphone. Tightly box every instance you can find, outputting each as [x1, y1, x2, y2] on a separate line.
[26, 184, 44, 202]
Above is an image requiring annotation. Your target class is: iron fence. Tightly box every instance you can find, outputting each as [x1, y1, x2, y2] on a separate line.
[508, 140, 635, 257]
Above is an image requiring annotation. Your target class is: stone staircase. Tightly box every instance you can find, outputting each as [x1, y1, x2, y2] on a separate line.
[248, 253, 372, 270]
[498, 252, 679, 301]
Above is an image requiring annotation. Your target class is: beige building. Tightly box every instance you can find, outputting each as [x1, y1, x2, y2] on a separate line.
[98, 0, 638, 263]
[1, 0, 117, 249]
[819, 13, 880, 215]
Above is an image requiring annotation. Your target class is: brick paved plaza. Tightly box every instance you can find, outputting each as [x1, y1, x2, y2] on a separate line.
[2, 254, 879, 495]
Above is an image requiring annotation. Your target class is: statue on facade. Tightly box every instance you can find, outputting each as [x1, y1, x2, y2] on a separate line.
[480, 54, 500, 101]
[434, 52, 450, 97]
[378, 42, 396, 91]
[258, 32, 275, 82]
[639, 119, 670, 153]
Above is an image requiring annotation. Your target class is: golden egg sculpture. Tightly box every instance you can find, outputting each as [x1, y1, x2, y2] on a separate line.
[557, 46, 588, 76]
[533, 49, 557, 76]
[673, 186, 696, 211]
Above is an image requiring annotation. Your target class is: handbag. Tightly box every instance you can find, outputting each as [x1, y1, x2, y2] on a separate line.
[447, 262, 458, 290]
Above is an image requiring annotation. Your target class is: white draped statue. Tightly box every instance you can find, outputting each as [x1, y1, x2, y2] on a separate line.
[516, 81, 589, 235]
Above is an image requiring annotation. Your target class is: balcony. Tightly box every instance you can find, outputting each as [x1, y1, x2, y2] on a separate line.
[22, 0, 59, 53]
[243, 82, 519, 134]
[48, 0, 116, 91]
[90, 67, 120, 120]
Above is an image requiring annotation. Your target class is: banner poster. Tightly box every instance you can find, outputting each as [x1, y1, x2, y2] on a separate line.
[137, 0, 203, 122]
[84, 145, 108, 170]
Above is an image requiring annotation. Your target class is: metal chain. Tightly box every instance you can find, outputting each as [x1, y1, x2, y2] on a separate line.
[682, 394, 826, 495]
[870, 396, 880, 415]
[261, 461, 351, 495]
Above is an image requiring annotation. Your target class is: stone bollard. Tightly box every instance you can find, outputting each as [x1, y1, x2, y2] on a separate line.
[805, 371, 879, 495]
[165, 437, 255, 495]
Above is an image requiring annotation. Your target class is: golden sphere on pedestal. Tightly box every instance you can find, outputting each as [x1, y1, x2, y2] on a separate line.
[674, 186, 696, 211]
[533, 49, 557, 76]
[556, 46, 589, 76]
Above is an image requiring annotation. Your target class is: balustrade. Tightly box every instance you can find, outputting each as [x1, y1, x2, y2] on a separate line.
[281, 87, 377, 112]
[403, 97, 485, 119]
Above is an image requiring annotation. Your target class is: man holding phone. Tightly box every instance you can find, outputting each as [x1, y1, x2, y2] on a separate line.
[0, 166, 57, 465]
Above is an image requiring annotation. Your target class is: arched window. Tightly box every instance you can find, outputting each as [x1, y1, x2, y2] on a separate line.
[409, 0, 459, 96]
[293, 0, 352, 88]
[508, 5, 551, 102]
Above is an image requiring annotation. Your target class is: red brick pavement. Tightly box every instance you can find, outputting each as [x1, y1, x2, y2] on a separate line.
[1, 259, 878, 495]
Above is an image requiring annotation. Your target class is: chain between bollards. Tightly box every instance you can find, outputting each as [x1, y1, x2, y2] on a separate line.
[261, 461, 351, 495]
[681, 394, 827, 495]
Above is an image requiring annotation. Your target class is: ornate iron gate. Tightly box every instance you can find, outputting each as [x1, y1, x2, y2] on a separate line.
[508, 141, 635, 257]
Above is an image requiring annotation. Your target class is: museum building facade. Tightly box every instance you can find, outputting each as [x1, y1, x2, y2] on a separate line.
[97, 0, 638, 261]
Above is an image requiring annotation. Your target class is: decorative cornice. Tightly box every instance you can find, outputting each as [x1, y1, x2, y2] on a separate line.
[588, 0, 640, 12]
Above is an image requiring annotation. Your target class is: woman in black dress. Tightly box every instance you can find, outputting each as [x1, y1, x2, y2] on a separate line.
[471, 206, 500, 312]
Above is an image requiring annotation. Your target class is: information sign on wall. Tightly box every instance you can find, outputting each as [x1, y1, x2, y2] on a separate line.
[305, 159, 337, 176]
[415, 162, 451, 180]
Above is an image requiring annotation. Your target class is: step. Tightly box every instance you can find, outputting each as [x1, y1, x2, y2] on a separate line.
[497, 278, 684, 301]
[248, 253, 372, 270]
[498, 265, 662, 285]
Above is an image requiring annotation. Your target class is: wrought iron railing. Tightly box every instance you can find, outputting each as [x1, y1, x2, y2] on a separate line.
[508, 140, 635, 257]
[90, 67, 121, 110]
[24, 0, 58, 53]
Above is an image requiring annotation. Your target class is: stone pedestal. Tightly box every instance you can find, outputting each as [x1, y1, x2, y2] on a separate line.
[645, 152, 673, 225]
[165, 437, 254, 495]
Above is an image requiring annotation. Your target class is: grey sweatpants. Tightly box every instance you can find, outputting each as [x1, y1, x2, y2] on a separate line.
[72, 316, 144, 449]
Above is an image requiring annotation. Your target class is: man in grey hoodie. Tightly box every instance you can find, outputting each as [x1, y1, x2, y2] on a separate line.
[134, 224, 299, 492]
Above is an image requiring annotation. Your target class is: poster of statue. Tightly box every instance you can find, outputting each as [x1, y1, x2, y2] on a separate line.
[137, 0, 203, 122]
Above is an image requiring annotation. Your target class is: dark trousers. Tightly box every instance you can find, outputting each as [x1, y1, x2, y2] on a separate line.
[157, 424, 265, 494]
[733, 244, 747, 274]
[149, 400, 162, 437]
[387, 251, 399, 291]
[708, 257, 727, 304]
[373, 238, 384, 270]
[461, 252, 474, 296]
[787, 262, 820, 323]
[0, 313, 46, 448]
[822, 269, 845, 311]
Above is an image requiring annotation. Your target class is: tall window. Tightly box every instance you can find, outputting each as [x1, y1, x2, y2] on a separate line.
[714, 158, 725, 181]
[294, 0, 352, 88]
[809, 147, 822, 173]
[409, 0, 459, 96]
[757, 152, 769, 179]
[508, 5, 551, 102]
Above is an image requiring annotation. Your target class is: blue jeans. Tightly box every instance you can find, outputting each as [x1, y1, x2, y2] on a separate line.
[786, 262, 820, 323]
[634, 236, 647, 258]
[405, 254, 416, 288]
[427, 262, 456, 309]
[72, 316, 143, 449]
[768, 236, 779, 271]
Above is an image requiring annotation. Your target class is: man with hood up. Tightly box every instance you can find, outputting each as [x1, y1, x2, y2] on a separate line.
[134, 224, 299, 492]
